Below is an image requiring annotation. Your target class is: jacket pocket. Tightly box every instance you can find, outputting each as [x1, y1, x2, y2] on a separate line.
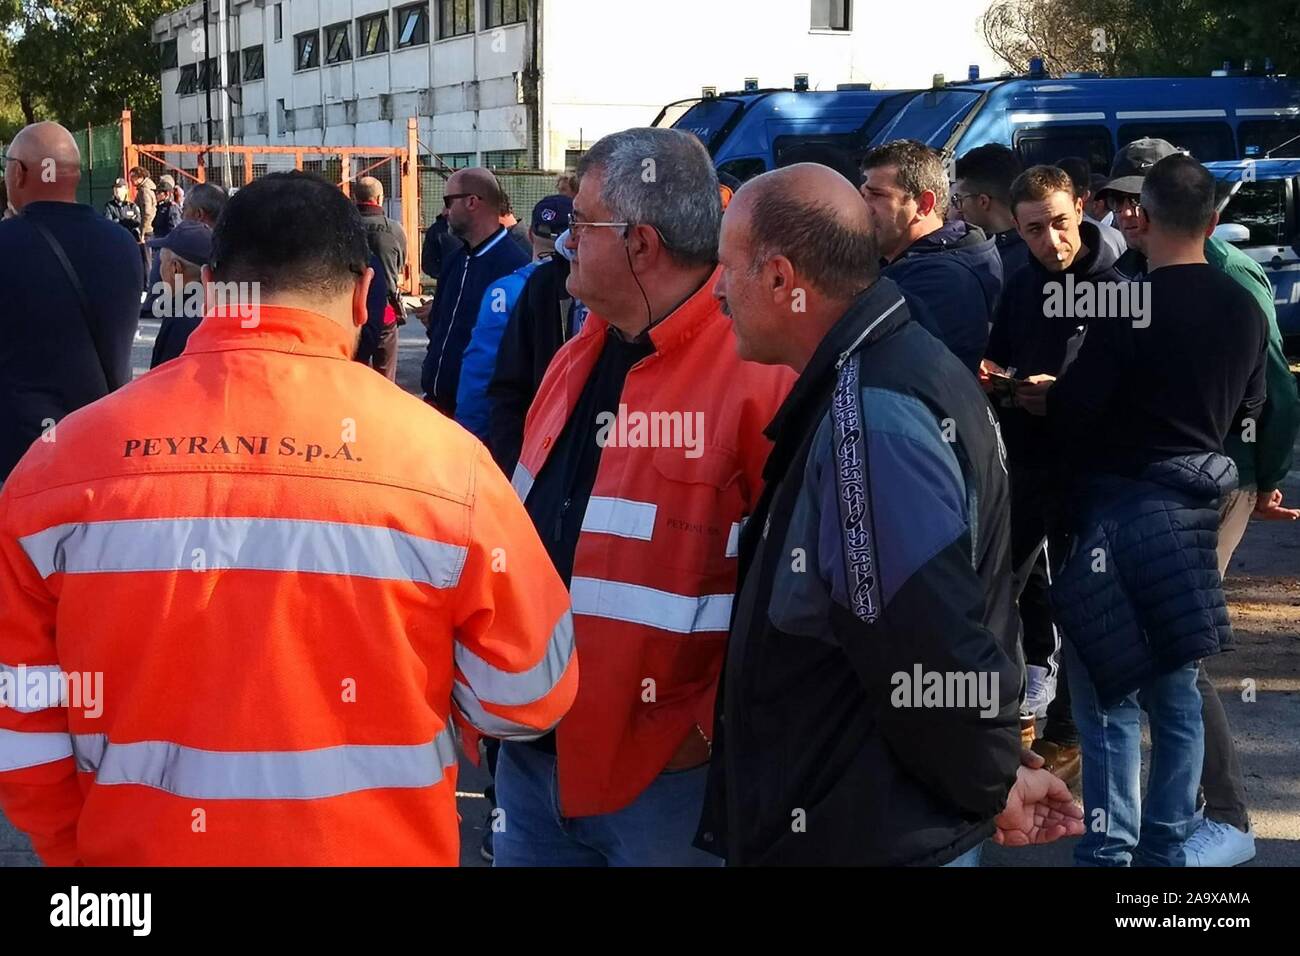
[649, 446, 743, 577]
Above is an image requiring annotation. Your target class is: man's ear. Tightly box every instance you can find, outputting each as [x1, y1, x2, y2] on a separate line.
[770, 255, 796, 302]
[915, 189, 938, 219]
[353, 266, 375, 328]
[1205, 209, 1220, 238]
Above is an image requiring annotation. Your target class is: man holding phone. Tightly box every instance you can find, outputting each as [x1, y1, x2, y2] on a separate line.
[980, 164, 1125, 779]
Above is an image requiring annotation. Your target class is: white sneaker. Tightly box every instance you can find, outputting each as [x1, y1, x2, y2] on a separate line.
[1182, 818, 1256, 867]
[1024, 665, 1056, 720]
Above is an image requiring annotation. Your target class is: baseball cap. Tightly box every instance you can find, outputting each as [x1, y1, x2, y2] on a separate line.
[1099, 138, 1182, 197]
[147, 219, 213, 266]
[530, 194, 573, 239]
[159, 174, 176, 189]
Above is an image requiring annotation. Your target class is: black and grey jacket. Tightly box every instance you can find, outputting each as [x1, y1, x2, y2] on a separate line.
[697, 278, 1023, 866]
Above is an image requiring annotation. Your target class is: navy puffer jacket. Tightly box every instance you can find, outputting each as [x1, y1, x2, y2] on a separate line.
[1050, 452, 1236, 705]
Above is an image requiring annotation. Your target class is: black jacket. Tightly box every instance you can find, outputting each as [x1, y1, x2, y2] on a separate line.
[104, 198, 143, 242]
[421, 214, 463, 280]
[486, 255, 585, 473]
[698, 278, 1021, 866]
[1, 202, 144, 478]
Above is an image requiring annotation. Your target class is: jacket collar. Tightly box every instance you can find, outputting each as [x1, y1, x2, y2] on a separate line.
[762, 277, 910, 475]
[467, 225, 509, 258]
[183, 304, 356, 361]
[579, 267, 722, 359]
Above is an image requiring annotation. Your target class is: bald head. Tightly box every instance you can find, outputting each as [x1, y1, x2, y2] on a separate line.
[6, 122, 81, 208]
[444, 167, 504, 245]
[730, 163, 877, 299]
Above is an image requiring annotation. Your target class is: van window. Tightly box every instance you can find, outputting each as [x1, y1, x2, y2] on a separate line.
[1013, 126, 1112, 172]
[1116, 122, 1235, 161]
[718, 157, 767, 184]
[1219, 179, 1291, 246]
[1239, 120, 1300, 158]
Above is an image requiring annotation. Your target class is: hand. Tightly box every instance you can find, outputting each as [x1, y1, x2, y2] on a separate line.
[978, 359, 1006, 395]
[1253, 488, 1300, 521]
[663, 725, 711, 772]
[412, 299, 433, 329]
[992, 764, 1085, 847]
[1013, 374, 1056, 417]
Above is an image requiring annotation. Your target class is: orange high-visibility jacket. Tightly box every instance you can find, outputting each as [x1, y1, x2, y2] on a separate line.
[513, 270, 793, 817]
[0, 305, 577, 866]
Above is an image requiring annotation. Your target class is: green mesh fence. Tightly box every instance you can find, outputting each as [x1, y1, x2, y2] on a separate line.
[74, 121, 124, 213]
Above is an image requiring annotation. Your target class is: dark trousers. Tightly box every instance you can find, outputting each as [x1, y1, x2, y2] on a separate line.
[1198, 662, 1250, 830]
[355, 322, 399, 381]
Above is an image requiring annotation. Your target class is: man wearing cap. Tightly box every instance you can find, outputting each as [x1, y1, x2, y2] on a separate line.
[148, 220, 214, 368]
[1097, 137, 1300, 867]
[353, 176, 407, 382]
[153, 175, 183, 240]
[105, 178, 143, 242]
[455, 193, 572, 443]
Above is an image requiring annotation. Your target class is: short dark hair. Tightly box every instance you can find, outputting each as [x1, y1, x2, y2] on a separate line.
[954, 143, 1023, 206]
[1054, 156, 1092, 200]
[1141, 154, 1216, 237]
[747, 186, 879, 300]
[210, 171, 368, 296]
[861, 139, 949, 212]
[1009, 165, 1077, 216]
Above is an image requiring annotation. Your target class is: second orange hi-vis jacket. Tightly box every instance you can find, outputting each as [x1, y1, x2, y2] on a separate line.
[0, 304, 577, 866]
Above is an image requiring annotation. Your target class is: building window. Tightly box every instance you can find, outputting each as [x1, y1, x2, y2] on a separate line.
[484, 0, 526, 29]
[276, 98, 288, 136]
[440, 152, 473, 169]
[160, 38, 178, 70]
[811, 0, 851, 31]
[226, 51, 242, 86]
[196, 58, 216, 90]
[177, 64, 198, 95]
[484, 149, 526, 170]
[324, 22, 352, 64]
[243, 46, 265, 81]
[436, 0, 472, 39]
[274, 3, 283, 41]
[564, 149, 586, 171]
[358, 13, 389, 56]
[397, 3, 431, 47]
[295, 31, 319, 70]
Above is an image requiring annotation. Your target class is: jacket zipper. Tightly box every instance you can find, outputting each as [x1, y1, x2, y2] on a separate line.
[431, 257, 472, 399]
[554, 497, 571, 542]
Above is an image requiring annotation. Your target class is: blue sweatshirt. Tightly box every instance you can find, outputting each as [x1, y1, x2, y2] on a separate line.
[421, 226, 529, 413]
[455, 259, 539, 440]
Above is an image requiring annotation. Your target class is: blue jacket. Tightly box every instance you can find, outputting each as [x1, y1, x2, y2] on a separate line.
[883, 220, 1003, 373]
[455, 259, 539, 440]
[1050, 452, 1235, 705]
[420, 226, 529, 413]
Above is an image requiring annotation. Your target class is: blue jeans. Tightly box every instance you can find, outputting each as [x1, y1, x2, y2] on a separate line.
[493, 741, 723, 867]
[1065, 639, 1203, 866]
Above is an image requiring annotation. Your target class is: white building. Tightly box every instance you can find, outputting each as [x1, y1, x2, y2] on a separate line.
[153, 0, 1001, 171]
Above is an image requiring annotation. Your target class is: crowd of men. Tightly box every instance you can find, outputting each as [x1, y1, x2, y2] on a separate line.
[0, 113, 1295, 868]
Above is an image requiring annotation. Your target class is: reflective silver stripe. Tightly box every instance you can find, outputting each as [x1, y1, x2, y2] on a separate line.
[1237, 107, 1300, 117]
[0, 663, 65, 713]
[580, 497, 656, 541]
[452, 682, 553, 741]
[1009, 111, 1106, 123]
[18, 518, 467, 588]
[1115, 109, 1226, 119]
[455, 610, 574, 707]
[511, 463, 535, 501]
[725, 520, 745, 559]
[570, 576, 732, 634]
[0, 728, 74, 772]
[70, 729, 459, 799]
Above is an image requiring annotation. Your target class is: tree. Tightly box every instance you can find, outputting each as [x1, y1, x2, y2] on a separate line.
[981, 0, 1300, 78]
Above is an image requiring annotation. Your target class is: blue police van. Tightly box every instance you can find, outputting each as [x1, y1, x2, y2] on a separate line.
[658, 65, 1300, 184]
[1207, 157, 1300, 355]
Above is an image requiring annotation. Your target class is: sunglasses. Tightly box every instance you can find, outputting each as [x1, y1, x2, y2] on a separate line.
[443, 193, 481, 208]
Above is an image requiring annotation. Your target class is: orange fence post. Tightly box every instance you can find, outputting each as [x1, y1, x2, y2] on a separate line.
[121, 110, 135, 177]
[294, 151, 304, 172]
[244, 152, 253, 188]
[403, 117, 420, 295]
[340, 155, 351, 198]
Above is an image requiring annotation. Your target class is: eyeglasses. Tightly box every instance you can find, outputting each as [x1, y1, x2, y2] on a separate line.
[1106, 194, 1142, 214]
[950, 192, 970, 207]
[443, 193, 481, 208]
[569, 217, 630, 237]
[0, 152, 27, 173]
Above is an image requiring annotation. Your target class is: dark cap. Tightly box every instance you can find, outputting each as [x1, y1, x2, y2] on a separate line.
[148, 219, 213, 266]
[1100, 138, 1182, 197]
[530, 194, 573, 239]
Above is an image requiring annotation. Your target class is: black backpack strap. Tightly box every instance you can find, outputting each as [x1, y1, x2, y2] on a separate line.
[26, 217, 120, 392]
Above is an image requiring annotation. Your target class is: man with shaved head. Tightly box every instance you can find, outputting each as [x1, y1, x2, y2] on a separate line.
[697, 163, 1085, 866]
[0, 121, 144, 480]
[354, 174, 407, 380]
[420, 167, 528, 412]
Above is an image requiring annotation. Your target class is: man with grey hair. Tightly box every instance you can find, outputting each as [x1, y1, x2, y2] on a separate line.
[493, 127, 793, 867]
[860, 139, 1003, 372]
[182, 182, 228, 226]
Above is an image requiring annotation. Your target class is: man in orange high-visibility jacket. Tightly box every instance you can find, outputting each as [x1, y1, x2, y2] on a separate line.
[0, 171, 577, 866]
[494, 128, 793, 867]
